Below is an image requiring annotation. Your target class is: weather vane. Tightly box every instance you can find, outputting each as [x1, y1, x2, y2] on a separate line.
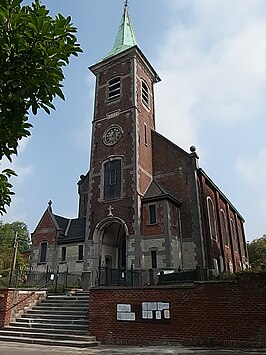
[124, 0, 129, 7]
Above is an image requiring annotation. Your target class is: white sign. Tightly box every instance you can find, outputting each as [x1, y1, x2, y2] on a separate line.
[117, 303, 135, 322]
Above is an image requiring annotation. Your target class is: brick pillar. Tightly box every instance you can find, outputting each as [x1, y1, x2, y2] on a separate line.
[0, 289, 14, 328]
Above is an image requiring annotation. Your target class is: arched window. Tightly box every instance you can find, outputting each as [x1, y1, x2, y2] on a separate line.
[230, 218, 239, 254]
[108, 77, 121, 101]
[39, 242, 47, 263]
[207, 197, 217, 241]
[220, 209, 229, 246]
[103, 158, 122, 200]
[141, 80, 149, 107]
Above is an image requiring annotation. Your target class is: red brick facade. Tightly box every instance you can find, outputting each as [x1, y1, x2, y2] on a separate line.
[32, 210, 56, 247]
[89, 274, 266, 347]
[199, 172, 248, 272]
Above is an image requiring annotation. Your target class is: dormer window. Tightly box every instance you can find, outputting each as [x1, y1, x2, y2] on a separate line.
[141, 80, 149, 107]
[108, 77, 121, 101]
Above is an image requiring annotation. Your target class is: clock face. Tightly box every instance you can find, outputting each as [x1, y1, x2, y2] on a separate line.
[103, 125, 123, 146]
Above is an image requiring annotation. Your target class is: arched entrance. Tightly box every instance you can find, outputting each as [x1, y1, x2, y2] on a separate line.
[92, 216, 129, 270]
[101, 221, 127, 269]
[90, 216, 129, 286]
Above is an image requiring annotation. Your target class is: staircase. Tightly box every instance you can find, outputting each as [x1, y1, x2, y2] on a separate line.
[0, 291, 99, 348]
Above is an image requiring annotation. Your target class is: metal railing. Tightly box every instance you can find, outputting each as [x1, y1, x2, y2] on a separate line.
[98, 267, 151, 287]
[6, 267, 82, 292]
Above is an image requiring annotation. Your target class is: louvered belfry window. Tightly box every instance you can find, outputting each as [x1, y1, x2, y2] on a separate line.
[108, 77, 121, 101]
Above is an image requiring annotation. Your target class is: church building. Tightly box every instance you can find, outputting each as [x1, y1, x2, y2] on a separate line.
[30, 4, 249, 286]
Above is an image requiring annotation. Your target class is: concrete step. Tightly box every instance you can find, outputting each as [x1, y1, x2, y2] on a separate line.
[37, 302, 89, 308]
[0, 330, 94, 342]
[3, 325, 88, 335]
[9, 322, 88, 332]
[26, 309, 87, 316]
[0, 335, 99, 348]
[20, 313, 87, 320]
[16, 317, 88, 325]
[47, 295, 89, 301]
[34, 303, 88, 309]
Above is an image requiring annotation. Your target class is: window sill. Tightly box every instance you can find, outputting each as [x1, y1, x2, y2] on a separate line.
[107, 98, 120, 104]
[102, 196, 123, 202]
[59, 261, 67, 264]
[76, 260, 84, 263]
[37, 262, 47, 265]
[147, 223, 158, 226]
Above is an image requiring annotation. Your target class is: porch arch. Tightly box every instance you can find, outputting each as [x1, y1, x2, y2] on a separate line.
[92, 216, 129, 269]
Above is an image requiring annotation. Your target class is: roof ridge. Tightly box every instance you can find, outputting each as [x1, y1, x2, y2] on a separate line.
[65, 219, 71, 236]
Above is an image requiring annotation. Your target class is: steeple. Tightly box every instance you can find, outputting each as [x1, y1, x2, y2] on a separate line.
[100, 3, 138, 62]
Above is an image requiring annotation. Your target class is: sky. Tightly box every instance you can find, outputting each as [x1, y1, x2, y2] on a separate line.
[2, 0, 266, 242]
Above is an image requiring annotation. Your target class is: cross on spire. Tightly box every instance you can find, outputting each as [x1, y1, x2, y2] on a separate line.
[124, 0, 129, 7]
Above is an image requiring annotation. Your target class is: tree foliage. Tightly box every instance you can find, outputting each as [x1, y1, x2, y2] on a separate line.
[248, 235, 266, 271]
[0, 0, 82, 214]
[0, 220, 30, 273]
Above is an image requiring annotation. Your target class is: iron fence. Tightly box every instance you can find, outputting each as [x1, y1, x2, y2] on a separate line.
[98, 267, 151, 287]
[6, 267, 82, 292]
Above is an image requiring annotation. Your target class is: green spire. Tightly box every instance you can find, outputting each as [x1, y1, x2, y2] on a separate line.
[100, 4, 138, 61]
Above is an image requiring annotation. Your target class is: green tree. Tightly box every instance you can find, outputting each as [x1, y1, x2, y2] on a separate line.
[247, 235, 266, 271]
[0, 0, 82, 214]
[0, 220, 30, 273]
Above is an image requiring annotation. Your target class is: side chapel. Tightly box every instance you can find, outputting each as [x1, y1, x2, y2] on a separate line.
[30, 4, 249, 285]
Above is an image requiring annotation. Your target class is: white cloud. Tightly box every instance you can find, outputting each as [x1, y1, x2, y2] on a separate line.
[236, 148, 266, 185]
[155, 0, 266, 150]
[0, 137, 34, 183]
[1, 196, 27, 224]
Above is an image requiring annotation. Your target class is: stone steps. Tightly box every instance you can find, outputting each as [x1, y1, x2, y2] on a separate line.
[0, 291, 99, 348]
[8, 322, 88, 332]
[0, 335, 99, 348]
[4, 324, 89, 335]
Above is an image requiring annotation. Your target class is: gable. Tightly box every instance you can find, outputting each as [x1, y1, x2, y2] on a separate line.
[32, 210, 57, 247]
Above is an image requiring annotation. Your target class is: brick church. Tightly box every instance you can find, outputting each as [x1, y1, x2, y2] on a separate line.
[30, 4, 249, 285]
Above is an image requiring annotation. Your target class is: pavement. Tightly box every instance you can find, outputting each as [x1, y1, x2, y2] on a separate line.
[0, 342, 266, 355]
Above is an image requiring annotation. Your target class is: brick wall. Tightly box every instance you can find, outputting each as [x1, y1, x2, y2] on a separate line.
[89, 273, 266, 347]
[0, 289, 47, 328]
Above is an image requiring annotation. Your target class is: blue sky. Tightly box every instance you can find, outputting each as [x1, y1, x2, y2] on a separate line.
[2, 0, 266, 242]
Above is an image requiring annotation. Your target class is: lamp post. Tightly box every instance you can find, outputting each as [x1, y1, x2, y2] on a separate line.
[8, 232, 18, 287]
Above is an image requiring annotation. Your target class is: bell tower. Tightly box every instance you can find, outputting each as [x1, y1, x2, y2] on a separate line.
[82, 4, 160, 279]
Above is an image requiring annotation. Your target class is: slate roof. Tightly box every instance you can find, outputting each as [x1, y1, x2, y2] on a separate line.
[56, 216, 86, 244]
[143, 180, 182, 206]
[54, 215, 69, 233]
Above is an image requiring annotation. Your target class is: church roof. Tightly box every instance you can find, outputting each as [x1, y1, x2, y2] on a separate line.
[100, 4, 138, 62]
[143, 180, 182, 206]
[55, 216, 86, 244]
[54, 214, 69, 232]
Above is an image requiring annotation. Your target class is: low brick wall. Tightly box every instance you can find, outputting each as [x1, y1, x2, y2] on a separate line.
[89, 273, 266, 348]
[0, 288, 47, 327]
